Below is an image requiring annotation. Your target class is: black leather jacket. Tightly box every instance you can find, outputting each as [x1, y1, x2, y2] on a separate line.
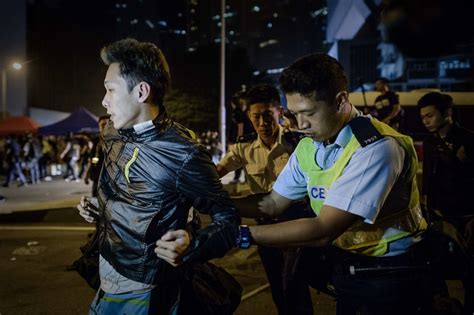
[97, 113, 240, 284]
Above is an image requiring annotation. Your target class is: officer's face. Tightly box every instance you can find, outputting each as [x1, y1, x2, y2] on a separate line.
[101, 63, 141, 130]
[420, 105, 448, 133]
[286, 93, 342, 142]
[247, 102, 281, 139]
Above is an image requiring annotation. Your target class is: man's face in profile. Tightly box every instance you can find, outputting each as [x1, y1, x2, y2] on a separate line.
[101, 63, 141, 130]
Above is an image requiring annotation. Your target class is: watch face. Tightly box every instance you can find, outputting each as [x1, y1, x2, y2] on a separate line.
[238, 225, 252, 249]
[240, 241, 251, 249]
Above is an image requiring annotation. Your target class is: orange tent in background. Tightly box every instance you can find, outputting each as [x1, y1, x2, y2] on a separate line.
[0, 116, 39, 136]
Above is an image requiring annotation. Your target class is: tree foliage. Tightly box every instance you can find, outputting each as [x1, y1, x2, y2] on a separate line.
[165, 44, 252, 133]
[165, 89, 217, 132]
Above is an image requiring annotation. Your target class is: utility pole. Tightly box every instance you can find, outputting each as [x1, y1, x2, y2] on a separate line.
[219, 0, 226, 155]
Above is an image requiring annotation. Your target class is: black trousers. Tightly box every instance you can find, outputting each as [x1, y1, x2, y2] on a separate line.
[298, 246, 444, 315]
[257, 201, 315, 315]
[258, 245, 313, 315]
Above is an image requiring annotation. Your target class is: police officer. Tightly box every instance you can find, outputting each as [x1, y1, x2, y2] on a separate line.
[233, 53, 437, 314]
[217, 84, 313, 315]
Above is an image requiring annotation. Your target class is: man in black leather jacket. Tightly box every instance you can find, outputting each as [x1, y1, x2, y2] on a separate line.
[77, 38, 240, 314]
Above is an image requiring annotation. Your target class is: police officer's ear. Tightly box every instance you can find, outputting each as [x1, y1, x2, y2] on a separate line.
[135, 81, 152, 103]
[335, 91, 349, 112]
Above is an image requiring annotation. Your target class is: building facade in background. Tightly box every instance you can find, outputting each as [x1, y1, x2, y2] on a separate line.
[325, 0, 474, 92]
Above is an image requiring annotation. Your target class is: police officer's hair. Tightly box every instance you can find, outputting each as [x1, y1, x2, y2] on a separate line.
[245, 84, 280, 108]
[279, 53, 348, 104]
[417, 92, 453, 113]
[100, 38, 171, 109]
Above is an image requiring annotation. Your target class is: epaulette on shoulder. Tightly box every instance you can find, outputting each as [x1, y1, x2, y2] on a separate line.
[236, 132, 257, 143]
[283, 130, 305, 149]
[348, 116, 384, 147]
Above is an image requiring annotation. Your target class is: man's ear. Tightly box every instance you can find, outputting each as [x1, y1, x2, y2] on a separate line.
[335, 91, 349, 112]
[136, 81, 151, 103]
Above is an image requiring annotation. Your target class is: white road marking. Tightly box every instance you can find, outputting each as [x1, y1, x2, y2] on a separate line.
[241, 283, 270, 301]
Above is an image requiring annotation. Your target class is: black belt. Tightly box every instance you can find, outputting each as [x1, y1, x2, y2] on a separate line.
[328, 246, 431, 276]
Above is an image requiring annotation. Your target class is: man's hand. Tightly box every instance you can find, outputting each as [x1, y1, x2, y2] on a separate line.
[77, 196, 99, 223]
[155, 230, 191, 267]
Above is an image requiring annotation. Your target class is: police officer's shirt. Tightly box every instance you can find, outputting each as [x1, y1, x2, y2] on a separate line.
[273, 110, 419, 256]
[218, 125, 294, 194]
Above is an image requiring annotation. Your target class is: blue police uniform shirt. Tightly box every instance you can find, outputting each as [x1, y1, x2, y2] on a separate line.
[273, 115, 420, 256]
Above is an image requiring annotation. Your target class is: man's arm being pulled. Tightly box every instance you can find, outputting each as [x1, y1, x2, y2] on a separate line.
[155, 190, 296, 265]
[156, 148, 240, 266]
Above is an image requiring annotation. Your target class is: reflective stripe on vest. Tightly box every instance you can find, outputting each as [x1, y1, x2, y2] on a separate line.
[295, 118, 427, 256]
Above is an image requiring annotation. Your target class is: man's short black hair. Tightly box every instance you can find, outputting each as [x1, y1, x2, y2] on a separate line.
[245, 84, 280, 108]
[279, 53, 348, 104]
[417, 91, 453, 113]
[100, 38, 170, 108]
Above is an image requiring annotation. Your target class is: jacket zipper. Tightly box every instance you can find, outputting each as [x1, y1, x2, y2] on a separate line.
[124, 147, 140, 184]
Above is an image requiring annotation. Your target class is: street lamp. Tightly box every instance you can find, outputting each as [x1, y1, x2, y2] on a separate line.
[2, 62, 23, 119]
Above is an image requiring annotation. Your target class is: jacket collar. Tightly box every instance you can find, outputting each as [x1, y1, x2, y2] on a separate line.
[117, 110, 172, 141]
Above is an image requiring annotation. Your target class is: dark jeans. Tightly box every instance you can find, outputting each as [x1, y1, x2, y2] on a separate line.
[4, 161, 27, 185]
[63, 158, 77, 179]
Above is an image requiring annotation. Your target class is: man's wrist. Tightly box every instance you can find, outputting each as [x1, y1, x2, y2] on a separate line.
[236, 225, 253, 249]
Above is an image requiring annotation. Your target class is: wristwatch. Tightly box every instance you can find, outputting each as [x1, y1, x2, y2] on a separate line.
[236, 225, 252, 249]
